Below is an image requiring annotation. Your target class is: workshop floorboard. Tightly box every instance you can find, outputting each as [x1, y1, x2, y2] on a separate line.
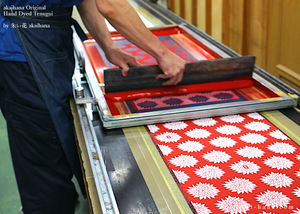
[0, 112, 90, 214]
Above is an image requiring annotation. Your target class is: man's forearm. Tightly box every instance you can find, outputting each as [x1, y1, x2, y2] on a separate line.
[77, 0, 114, 52]
[95, 0, 168, 61]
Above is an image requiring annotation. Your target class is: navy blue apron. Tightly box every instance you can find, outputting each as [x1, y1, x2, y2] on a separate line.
[0, 6, 87, 196]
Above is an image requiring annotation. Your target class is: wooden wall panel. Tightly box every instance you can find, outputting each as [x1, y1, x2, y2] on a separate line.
[211, 0, 223, 42]
[222, 0, 270, 69]
[184, 0, 193, 23]
[243, 0, 270, 69]
[277, 64, 300, 91]
[280, 0, 300, 75]
[169, 0, 197, 26]
[205, 0, 212, 35]
[169, 0, 181, 16]
[196, 0, 207, 31]
[268, 0, 300, 89]
[169, 0, 234, 47]
[222, 0, 244, 54]
[267, 0, 282, 76]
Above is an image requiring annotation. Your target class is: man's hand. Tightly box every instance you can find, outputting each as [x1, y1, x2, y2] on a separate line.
[104, 44, 141, 76]
[155, 49, 186, 86]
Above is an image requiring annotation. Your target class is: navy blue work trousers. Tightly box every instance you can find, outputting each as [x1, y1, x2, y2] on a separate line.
[0, 60, 77, 214]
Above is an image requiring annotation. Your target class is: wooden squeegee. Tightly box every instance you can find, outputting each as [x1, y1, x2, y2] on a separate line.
[104, 55, 256, 93]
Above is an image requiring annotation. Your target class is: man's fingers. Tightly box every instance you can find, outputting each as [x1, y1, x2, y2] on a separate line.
[120, 63, 130, 76]
[121, 57, 141, 76]
[127, 60, 141, 67]
[162, 74, 181, 86]
[155, 73, 170, 80]
[155, 71, 184, 86]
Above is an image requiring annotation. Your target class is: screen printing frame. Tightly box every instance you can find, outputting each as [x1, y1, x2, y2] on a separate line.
[73, 25, 296, 129]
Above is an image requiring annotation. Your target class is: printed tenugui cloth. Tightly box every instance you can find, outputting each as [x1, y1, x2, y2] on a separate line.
[126, 90, 244, 113]
[147, 113, 300, 214]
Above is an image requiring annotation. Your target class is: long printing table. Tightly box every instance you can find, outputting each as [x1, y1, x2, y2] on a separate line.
[71, 1, 300, 213]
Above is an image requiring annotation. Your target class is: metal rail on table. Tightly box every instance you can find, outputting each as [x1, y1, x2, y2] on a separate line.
[72, 33, 119, 213]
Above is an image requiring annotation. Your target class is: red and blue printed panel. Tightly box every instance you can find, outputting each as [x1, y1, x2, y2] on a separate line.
[83, 26, 280, 117]
[110, 35, 199, 67]
[83, 26, 217, 84]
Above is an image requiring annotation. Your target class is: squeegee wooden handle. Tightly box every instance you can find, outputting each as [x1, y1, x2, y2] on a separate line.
[104, 55, 256, 93]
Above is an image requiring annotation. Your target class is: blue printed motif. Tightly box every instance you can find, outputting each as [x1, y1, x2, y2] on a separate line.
[213, 92, 234, 100]
[189, 95, 209, 103]
[162, 98, 184, 106]
[137, 101, 158, 108]
[125, 90, 246, 113]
